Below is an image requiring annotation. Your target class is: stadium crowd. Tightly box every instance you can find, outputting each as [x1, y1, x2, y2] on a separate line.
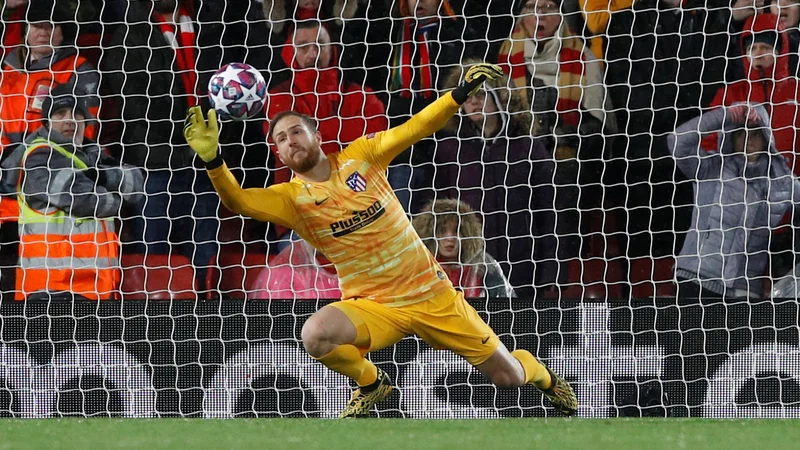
[0, 0, 798, 301]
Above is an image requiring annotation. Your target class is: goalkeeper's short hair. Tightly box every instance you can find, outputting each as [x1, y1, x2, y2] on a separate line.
[268, 110, 318, 141]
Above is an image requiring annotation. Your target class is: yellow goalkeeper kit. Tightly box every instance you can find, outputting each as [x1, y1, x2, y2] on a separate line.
[207, 92, 500, 365]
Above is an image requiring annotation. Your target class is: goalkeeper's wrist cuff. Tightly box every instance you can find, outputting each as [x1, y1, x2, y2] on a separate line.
[205, 153, 224, 170]
[452, 78, 483, 105]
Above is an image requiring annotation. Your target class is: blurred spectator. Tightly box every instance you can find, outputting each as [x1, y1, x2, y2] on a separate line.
[262, 0, 372, 92]
[436, 62, 556, 297]
[262, 0, 363, 38]
[497, 0, 615, 270]
[595, 0, 731, 258]
[771, 0, 800, 75]
[576, 0, 634, 60]
[412, 199, 516, 299]
[213, 1, 272, 72]
[265, 20, 387, 185]
[371, 0, 484, 121]
[101, 0, 222, 290]
[200, 0, 274, 190]
[668, 104, 799, 301]
[731, 0, 768, 25]
[601, 0, 731, 127]
[252, 239, 341, 300]
[363, 0, 485, 212]
[1, 0, 27, 56]
[0, 0, 100, 228]
[727, 0, 772, 80]
[498, 0, 616, 146]
[708, 13, 800, 172]
[710, 12, 800, 279]
[0, 0, 100, 148]
[0, 84, 143, 301]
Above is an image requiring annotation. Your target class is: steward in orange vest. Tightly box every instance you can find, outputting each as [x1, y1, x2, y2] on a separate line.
[0, 84, 143, 300]
[0, 2, 101, 223]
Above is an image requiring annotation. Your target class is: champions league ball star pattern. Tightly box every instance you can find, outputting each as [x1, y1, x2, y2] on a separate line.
[208, 63, 267, 121]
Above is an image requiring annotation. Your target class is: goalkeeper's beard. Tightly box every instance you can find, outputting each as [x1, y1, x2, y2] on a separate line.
[284, 146, 323, 174]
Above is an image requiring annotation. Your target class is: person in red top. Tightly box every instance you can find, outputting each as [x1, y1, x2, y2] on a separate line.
[708, 13, 800, 172]
[264, 20, 387, 185]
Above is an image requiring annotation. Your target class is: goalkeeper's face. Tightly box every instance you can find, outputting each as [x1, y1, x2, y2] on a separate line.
[273, 116, 324, 173]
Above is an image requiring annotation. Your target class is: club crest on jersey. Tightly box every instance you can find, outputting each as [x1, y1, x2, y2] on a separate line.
[346, 172, 367, 192]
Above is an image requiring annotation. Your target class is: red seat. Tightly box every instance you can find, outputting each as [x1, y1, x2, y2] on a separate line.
[217, 206, 259, 243]
[206, 245, 269, 299]
[629, 258, 676, 298]
[120, 254, 197, 300]
[561, 258, 625, 300]
[218, 216, 249, 243]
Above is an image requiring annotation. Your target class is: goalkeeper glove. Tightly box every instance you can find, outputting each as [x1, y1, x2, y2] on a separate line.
[184, 106, 221, 166]
[452, 63, 504, 104]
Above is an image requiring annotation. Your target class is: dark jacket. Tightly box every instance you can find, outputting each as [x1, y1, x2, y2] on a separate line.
[364, 12, 484, 125]
[604, 0, 731, 138]
[101, 3, 222, 169]
[435, 107, 555, 293]
[0, 126, 143, 218]
[668, 105, 800, 298]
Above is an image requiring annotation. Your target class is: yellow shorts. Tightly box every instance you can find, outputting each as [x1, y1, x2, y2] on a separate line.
[329, 288, 500, 366]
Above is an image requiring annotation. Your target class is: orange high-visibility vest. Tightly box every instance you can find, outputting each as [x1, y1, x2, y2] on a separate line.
[0, 52, 98, 149]
[15, 138, 120, 300]
[0, 196, 17, 222]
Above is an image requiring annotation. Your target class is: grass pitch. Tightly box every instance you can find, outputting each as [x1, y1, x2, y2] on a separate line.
[2, 418, 798, 450]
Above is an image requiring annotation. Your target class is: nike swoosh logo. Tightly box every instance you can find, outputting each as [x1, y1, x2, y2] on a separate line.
[315, 197, 330, 206]
[481, 336, 490, 345]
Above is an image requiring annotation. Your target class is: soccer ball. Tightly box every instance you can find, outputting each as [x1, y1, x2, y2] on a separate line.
[207, 62, 267, 121]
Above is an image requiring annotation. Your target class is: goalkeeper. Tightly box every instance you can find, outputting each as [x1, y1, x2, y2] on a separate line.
[184, 63, 577, 417]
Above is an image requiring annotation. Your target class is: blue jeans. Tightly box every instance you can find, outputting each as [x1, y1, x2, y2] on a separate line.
[125, 169, 219, 289]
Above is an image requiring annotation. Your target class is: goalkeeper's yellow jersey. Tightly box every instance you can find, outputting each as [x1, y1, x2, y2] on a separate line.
[208, 92, 461, 306]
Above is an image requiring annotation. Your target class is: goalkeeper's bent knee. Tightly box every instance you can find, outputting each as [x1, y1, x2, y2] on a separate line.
[315, 344, 378, 387]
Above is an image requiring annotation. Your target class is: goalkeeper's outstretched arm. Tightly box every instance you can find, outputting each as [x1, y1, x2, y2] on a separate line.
[184, 107, 297, 230]
[367, 63, 504, 169]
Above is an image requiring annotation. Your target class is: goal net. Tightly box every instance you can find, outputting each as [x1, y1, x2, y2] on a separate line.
[0, 0, 799, 418]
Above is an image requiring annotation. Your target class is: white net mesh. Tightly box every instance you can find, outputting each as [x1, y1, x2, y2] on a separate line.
[0, 0, 798, 418]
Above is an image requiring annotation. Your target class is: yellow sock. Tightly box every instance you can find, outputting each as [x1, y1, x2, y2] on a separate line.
[511, 349, 552, 390]
[315, 344, 378, 387]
